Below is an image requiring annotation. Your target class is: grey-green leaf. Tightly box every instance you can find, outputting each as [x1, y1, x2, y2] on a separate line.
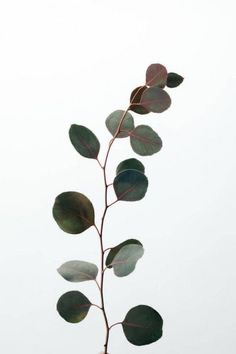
[116, 158, 145, 175]
[167, 72, 184, 88]
[130, 125, 162, 156]
[57, 291, 91, 323]
[106, 239, 142, 268]
[57, 260, 98, 282]
[105, 110, 135, 138]
[113, 169, 148, 201]
[146, 63, 168, 87]
[140, 86, 171, 113]
[69, 124, 100, 159]
[106, 239, 144, 277]
[122, 305, 163, 346]
[53, 191, 94, 234]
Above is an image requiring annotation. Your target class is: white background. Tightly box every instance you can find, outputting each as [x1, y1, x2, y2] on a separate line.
[0, 0, 235, 353]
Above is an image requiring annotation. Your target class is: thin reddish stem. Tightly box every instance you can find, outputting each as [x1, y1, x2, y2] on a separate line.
[91, 303, 103, 311]
[109, 321, 123, 330]
[103, 247, 112, 253]
[96, 85, 145, 354]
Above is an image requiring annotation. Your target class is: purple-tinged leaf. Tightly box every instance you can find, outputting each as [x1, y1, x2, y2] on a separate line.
[140, 86, 171, 113]
[146, 63, 168, 87]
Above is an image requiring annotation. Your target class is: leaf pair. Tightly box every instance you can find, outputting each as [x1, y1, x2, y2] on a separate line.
[113, 158, 148, 202]
[52, 169, 147, 237]
[113, 168, 148, 202]
[52, 159, 147, 236]
[57, 291, 163, 347]
[106, 111, 162, 157]
[56, 261, 97, 322]
[57, 239, 144, 279]
[130, 63, 183, 115]
[130, 85, 171, 115]
[105, 110, 134, 138]
[56, 256, 163, 346]
[146, 63, 183, 89]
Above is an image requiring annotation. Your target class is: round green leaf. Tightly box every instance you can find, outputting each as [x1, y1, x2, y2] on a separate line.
[106, 239, 144, 277]
[122, 305, 163, 346]
[146, 63, 168, 87]
[129, 86, 150, 115]
[140, 86, 171, 113]
[167, 72, 184, 88]
[116, 158, 145, 175]
[113, 169, 148, 201]
[69, 124, 100, 159]
[57, 291, 91, 323]
[57, 260, 98, 282]
[130, 125, 162, 156]
[53, 192, 94, 234]
[105, 110, 134, 138]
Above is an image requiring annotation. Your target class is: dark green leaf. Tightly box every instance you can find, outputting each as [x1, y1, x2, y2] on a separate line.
[130, 86, 150, 115]
[57, 260, 98, 282]
[105, 110, 134, 138]
[113, 169, 148, 201]
[106, 239, 144, 277]
[140, 86, 171, 113]
[122, 305, 163, 346]
[53, 192, 94, 234]
[57, 291, 91, 323]
[69, 124, 100, 159]
[146, 63, 168, 87]
[167, 72, 184, 88]
[116, 158, 145, 175]
[130, 125, 162, 156]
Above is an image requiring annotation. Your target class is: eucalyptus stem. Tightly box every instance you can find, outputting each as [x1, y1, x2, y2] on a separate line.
[54, 64, 183, 353]
[97, 108, 130, 353]
[98, 94, 145, 352]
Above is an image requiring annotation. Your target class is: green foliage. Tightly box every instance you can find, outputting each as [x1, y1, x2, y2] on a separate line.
[116, 158, 145, 175]
[53, 192, 94, 234]
[130, 125, 162, 156]
[140, 86, 171, 113]
[69, 124, 100, 159]
[122, 305, 163, 345]
[106, 239, 144, 277]
[167, 72, 184, 88]
[57, 291, 91, 323]
[57, 260, 98, 282]
[105, 110, 134, 138]
[113, 169, 148, 201]
[53, 63, 183, 353]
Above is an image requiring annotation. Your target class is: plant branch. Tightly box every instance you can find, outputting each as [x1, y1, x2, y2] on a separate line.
[97, 86, 146, 354]
[95, 279, 101, 291]
[91, 303, 103, 311]
[109, 321, 123, 330]
[94, 223, 101, 237]
[107, 199, 118, 208]
[103, 247, 112, 254]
